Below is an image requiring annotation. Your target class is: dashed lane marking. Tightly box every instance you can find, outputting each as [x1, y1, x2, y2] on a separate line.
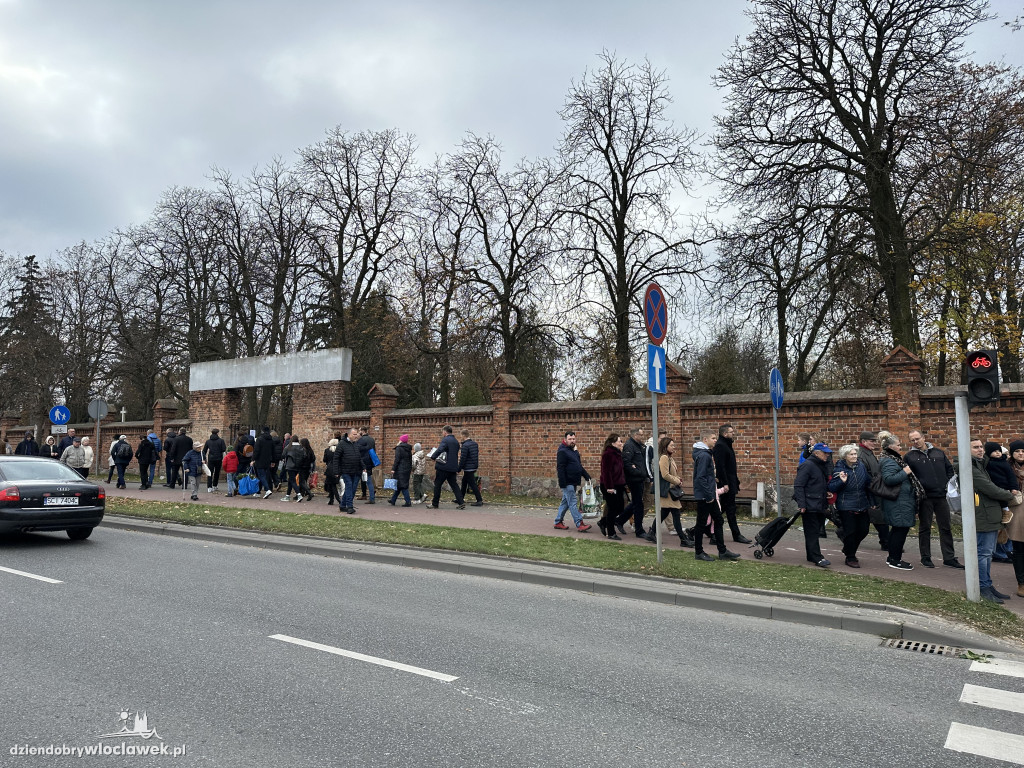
[944, 723, 1024, 765]
[971, 658, 1024, 679]
[0, 565, 62, 584]
[269, 634, 459, 682]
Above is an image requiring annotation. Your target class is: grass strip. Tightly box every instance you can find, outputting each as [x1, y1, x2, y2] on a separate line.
[106, 497, 1024, 645]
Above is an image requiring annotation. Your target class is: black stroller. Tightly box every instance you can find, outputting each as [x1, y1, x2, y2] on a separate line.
[752, 513, 800, 559]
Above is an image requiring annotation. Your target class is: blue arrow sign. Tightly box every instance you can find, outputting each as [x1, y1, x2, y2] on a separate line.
[648, 344, 667, 395]
[770, 368, 784, 410]
[49, 405, 71, 425]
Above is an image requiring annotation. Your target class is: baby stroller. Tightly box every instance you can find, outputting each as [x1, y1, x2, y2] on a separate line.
[752, 513, 800, 559]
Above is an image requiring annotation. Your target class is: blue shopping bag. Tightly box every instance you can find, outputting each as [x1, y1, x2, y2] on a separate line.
[237, 469, 259, 496]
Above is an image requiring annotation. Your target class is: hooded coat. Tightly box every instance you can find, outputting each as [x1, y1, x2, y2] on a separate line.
[691, 442, 717, 502]
[392, 442, 413, 489]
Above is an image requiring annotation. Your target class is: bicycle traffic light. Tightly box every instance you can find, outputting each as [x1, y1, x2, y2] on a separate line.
[966, 349, 1000, 407]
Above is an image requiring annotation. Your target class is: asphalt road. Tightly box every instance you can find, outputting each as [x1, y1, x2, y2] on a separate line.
[1, 528, 1022, 767]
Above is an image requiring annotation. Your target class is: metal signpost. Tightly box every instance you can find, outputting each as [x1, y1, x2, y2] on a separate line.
[644, 283, 668, 563]
[769, 368, 784, 517]
[88, 398, 109, 475]
[954, 395, 980, 602]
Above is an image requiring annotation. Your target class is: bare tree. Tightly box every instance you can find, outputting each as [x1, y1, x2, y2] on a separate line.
[558, 52, 703, 398]
[714, 0, 991, 354]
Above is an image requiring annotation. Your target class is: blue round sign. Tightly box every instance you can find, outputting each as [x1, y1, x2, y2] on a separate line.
[49, 405, 71, 425]
[769, 368, 784, 410]
[643, 283, 668, 345]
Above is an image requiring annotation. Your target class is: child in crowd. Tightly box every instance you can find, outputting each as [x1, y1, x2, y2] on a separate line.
[183, 440, 204, 501]
[223, 446, 239, 497]
[985, 442, 1021, 523]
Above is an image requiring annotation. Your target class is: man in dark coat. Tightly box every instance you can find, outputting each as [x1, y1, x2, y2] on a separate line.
[203, 428, 227, 493]
[163, 429, 177, 487]
[905, 429, 958, 568]
[270, 431, 284, 491]
[57, 427, 76, 455]
[357, 427, 377, 503]
[692, 428, 739, 561]
[458, 429, 483, 506]
[713, 424, 751, 544]
[620, 427, 648, 537]
[429, 425, 465, 509]
[330, 428, 363, 513]
[858, 431, 889, 549]
[793, 443, 832, 567]
[135, 435, 157, 490]
[14, 431, 39, 456]
[252, 427, 275, 498]
[554, 431, 592, 531]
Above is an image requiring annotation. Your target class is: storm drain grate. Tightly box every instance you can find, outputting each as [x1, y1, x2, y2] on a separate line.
[880, 639, 963, 656]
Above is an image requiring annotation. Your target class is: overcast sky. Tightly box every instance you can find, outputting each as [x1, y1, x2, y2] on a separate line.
[1, 0, 1022, 260]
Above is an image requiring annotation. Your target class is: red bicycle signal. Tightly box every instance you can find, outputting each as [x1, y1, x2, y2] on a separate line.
[971, 356, 992, 369]
[966, 350, 999, 407]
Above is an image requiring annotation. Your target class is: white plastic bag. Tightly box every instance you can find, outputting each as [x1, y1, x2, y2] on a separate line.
[580, 480, 601, 518]
[947, 476, 961, 513]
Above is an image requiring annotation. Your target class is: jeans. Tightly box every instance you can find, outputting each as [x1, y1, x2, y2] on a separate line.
[556, 485, 583, 527]
[341, 473, 359, 509]
[390, 487, 411, 505]
[226, 472, 237, 495]
[149, 462, 156, 486]
[257, 468, 272, 494]
[285, 469, 300, 496]
[977, 530, 998, 590]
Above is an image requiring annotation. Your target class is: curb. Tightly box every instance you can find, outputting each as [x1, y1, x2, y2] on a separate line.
[100, 515, 1024, 655]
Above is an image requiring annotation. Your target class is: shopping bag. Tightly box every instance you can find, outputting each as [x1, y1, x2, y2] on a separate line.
[946, 476, 961, 513]
[383, 477, 398, 491]
[202, 462, 212, 477]
[369, 448, 381, 467]
[309, 471, 319, 489]
[580, 480, 601, 519]
[237, 469, 259, 496]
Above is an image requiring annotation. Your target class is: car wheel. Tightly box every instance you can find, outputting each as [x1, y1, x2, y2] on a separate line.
[67, 528, 94, 541]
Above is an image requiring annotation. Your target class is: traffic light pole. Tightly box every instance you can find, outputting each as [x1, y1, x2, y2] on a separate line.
[954, 395, 980, 602]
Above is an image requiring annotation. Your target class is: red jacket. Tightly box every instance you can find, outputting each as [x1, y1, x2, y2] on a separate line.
[222, 451, 239, 473]
[600, 445, 626, 488]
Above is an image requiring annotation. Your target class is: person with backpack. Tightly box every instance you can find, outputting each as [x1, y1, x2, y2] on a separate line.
[202, 428, 227, 493]
[111, 434, 134, 489]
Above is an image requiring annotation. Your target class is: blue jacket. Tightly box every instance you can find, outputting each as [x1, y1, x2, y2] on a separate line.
[692, 443, 716, 502]
[459, 439, 479, 472]
[431, 434, 461, 473]
[182, 449, 203, 478]
[556, 442, 590, 488]
[827, 459, 870, 511]
[879, 453, 917, 527]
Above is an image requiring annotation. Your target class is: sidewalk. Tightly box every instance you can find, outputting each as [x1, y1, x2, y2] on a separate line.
[104, 481, 1024, 619]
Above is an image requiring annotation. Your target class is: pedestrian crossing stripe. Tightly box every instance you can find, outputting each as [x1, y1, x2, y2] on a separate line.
[945, 723, 1024, 765]
[960, 684, 1024, 716]
[970, 658, 1024, 679]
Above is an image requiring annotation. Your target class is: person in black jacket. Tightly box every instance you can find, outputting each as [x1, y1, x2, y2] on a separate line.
[692, 429, 739, 561]
[202, 429, 227, 493]
[357, 427, 377, 503]
[458, 429, 483, 506]
[858, 431, 889, 549]
[905, 429, 958, 568]
[389, 436, 413, 507]
[620, 427, 648, 537]
[429, 425, 465, 509]
[793, 443, 832, 567]
[270, 431, 284, 491]
[14, 431, 39, 456]
[331, 428, 363, 513]
[554, 431, 592, 531]
[169, 428, 190, 488]
[323, 435, 340, 506]
[252, 427, 276, 498]
[40, 435, 59, 459]
[135, 435, 157, 490]
[713, 424, 751, 544]
[163, 429, 177, 487]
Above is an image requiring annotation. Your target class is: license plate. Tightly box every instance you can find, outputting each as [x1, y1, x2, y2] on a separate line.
[43, 497, 79, 506]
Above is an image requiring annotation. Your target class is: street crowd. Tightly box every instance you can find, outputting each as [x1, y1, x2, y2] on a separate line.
[553, 425, 1024, 604]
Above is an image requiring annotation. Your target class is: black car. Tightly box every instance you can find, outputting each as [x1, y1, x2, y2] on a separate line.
[0, 456, 105, 540]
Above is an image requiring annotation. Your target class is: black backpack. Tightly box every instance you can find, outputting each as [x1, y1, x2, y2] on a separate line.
[115, 441, 133, 461]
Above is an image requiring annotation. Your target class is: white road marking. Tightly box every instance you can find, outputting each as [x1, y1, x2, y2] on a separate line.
[961, 684, 1024, 715]
[0, 565, 62, 584]
[971, 658, 1024, 679]
[269, 634, 459, 682]
[944, 723, 1024, 765]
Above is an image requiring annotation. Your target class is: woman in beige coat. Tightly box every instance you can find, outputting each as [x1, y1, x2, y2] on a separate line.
[1007, 440, 1024, 597]
[646, 437, 694, 547]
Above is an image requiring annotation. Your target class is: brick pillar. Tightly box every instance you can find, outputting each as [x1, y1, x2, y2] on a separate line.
[0, 414, 21, 447]
[489, 374, 524, 493]
[881, 346, 924, 438]
[189, 389, 243, 445]
[293, 380, 350, 451]
[152, 399, 179, 441]
[663, 361, 692, 445]
[368, 384, 399, 451]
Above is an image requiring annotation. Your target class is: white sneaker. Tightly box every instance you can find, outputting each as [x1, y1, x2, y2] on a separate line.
[207, 487, 212, 493]
[281, 495, 291, 501]
[263, 490, 273, 499]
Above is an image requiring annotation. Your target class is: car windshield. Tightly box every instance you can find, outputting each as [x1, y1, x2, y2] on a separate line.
[0, 460, 88, 483]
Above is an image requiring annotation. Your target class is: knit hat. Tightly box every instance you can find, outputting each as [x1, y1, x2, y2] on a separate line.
[399, 434, 409, 443]
[984, 441, 1003, 457]
[24, 430, 32, 438]
[1009, 440, 1024, 455]
[413, 442, 422, 451]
